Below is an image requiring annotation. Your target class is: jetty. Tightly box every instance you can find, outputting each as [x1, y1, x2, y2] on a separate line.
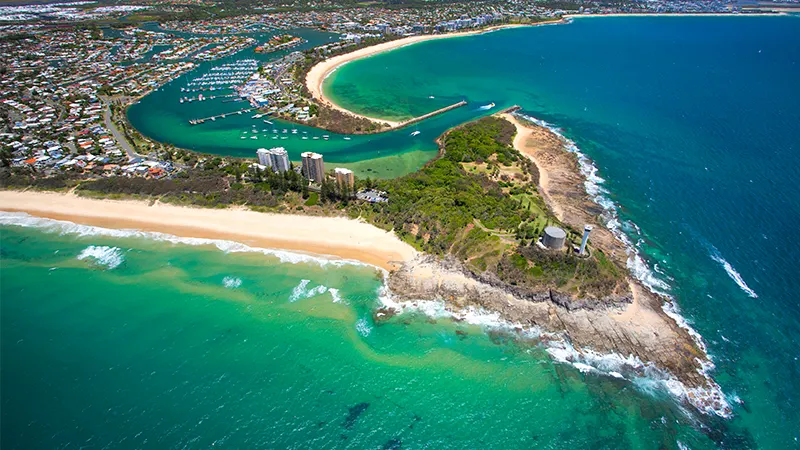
[399, 100, 467, 128]
[189, 108, 253, 125]
[498, 105, 521, 114]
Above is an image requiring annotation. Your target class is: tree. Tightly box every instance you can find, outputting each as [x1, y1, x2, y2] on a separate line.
[0, 148, 12, 167]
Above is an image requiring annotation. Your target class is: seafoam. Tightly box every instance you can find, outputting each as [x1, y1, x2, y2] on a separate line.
[511, 112, 731, 417]
[1, 191, 730, 417]
[0, 212, 370, 269]
[76, 245, 125, 270]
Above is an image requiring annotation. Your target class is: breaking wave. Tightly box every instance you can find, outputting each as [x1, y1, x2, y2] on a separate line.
[288, 279, 340, 303]
[0, 212, 370, 269]
[289, 279, 312, 301]
[356, 318, 372, 337]
[689, 231, 758, 299]
[328, 288, 344, 303]
[222, 276, 242, 289]
[76, 245, 124, 269]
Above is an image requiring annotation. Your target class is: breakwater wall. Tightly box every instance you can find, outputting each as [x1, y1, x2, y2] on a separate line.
[399, 100, 467, 127]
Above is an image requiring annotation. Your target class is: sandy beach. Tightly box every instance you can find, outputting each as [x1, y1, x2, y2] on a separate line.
[499, 112, 630, 266]
[305, 23, 545, 128]
[0, 158, 728, 414]
[564, 12, 786, 18]
[0, 190, 417, 271]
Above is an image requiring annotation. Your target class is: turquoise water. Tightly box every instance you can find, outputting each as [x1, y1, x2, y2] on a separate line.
[325, 15, 800, 447]
[1, 219, 711, 449]
[3, 16, 800, 448]
[125, 26, 473, 178]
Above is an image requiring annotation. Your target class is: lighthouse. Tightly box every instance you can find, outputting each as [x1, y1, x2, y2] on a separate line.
[579, 225, 593, 255]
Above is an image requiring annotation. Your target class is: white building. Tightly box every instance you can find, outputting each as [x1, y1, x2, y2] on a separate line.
[256, 147, 290, 173]
[268, 147, 290, 173]
[256, 148, 273, 168]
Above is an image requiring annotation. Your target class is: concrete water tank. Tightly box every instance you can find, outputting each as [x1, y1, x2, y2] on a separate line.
[542, 226, 567, 250]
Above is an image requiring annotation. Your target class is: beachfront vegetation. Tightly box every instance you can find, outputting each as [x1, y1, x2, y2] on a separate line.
[292, 37, 399, 134]
[1, 116, 623, 298]
[356, 117, 624, 297]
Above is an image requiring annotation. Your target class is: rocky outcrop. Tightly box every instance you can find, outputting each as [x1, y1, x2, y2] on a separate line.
[387, 256, 708, 388]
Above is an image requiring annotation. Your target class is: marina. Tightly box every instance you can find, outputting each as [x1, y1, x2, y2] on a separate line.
[182, 60, 259, 91]
[179, 93, 238, 103]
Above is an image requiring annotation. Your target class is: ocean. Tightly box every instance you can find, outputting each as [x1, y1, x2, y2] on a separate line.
[3, 15, 800, 448]
[0, 216, 710, 449]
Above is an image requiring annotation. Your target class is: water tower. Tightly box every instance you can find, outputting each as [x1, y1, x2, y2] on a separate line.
[542, 226, 567, 250]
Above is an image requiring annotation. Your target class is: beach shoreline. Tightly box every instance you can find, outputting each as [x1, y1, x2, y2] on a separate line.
[0, 183, 731, 416]
[0, 190, 417, 272]
[303, 13, 776, 131]
[564, 12, 786, 18]
[0, 104, 734, 417]
[304, 22, 559, 128]
[489, 111, 731, 416]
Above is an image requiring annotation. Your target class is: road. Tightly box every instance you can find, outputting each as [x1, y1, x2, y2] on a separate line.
[102, 102, 144, 161]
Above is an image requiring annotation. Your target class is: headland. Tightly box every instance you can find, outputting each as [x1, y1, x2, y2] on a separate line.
[0, 111, 731, 418]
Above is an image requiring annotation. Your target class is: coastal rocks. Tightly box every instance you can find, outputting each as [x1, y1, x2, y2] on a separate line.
[548, 290, 632, 311]
[373, 306, 398, 323]
[387, 255, 710, 393]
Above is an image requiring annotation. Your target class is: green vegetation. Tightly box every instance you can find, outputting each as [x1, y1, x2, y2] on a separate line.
[357, 117, 624, 297]
[1, 115, 623, 298]
[304, 192, 319, 206]
[292, 37, 401, 134]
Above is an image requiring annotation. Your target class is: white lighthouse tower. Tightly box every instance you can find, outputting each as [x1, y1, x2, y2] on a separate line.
[579, 225, 593, 255]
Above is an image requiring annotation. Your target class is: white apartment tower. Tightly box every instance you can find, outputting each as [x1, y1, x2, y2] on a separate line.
[255, 147, 290, 173]
[268, 147, 290, 173]
[256, 148, 272, 169]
